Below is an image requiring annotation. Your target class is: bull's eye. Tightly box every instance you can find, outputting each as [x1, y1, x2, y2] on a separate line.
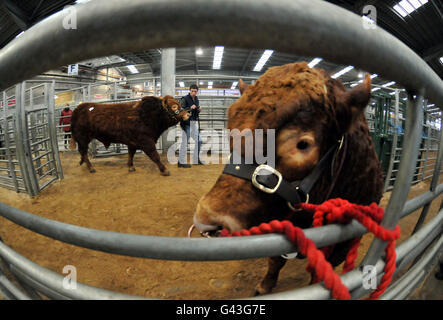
[297, 140, 310, 150]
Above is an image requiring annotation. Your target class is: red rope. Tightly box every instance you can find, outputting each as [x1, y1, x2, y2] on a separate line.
[220, 198, 400, 300]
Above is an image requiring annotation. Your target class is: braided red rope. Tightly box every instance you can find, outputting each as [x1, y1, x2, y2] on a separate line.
[220, 198, 400, 300]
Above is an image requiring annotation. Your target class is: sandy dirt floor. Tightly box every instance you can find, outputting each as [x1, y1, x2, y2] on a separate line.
[0, 151, 442, 300]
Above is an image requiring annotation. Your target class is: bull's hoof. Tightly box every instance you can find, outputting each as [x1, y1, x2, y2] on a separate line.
[89, 168, 96, 173]
[128, 167, 136, 172]
[161, 170, 170, 176]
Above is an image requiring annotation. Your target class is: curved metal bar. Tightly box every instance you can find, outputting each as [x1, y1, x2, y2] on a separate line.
[361, 93, 424, 267]
[0, 241, 146, 300]
[0, 0, 442, 105]
[380, 235, 443, 300]
[1, 182, 442, 262]
[250, 209, 443, 300]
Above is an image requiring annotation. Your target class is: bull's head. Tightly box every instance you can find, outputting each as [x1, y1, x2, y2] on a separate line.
[193, 62, 372, 234]
[161, 95, 190, 121]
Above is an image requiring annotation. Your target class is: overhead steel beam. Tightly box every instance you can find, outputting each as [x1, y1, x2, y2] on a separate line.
[422, 43, 443, 62]
[2, 0, 30, 30]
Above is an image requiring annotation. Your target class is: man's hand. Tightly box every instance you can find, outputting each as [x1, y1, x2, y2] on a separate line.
[191, 104, 197, 110]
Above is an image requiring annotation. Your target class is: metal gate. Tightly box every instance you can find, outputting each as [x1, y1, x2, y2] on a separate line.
[1, 82, 63, 196]
[0, 0, 442, 300]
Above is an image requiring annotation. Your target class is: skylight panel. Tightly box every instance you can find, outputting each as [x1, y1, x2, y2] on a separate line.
[253, 50, 274, 72]
[212, 46, 224, 70]
[393, 0, 428, 17]
[331, 66, 354, 79]
[127, 65, 138, 74]
[308, 57, 323, 68]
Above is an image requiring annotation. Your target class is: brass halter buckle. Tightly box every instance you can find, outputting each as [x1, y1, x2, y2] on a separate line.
[252, 164, 283, 194]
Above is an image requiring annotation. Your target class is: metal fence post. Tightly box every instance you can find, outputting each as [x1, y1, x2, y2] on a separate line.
[412, 116, 443, 234]
[355, 92, 424, 297]
[14, 82, 39, 196]
[2, 91, 19, 192]
[384, 89, 400, 192]
[46, 82, 64, 180]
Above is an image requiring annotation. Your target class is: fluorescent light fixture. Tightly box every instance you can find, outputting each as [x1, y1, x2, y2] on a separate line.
[389, 91, 396, 95]
[231, 81, 238, 90]
[253, 50, 274, 72]
[196, 48, 203, 55]
[127, 65, 139, 74]
[350, 83, 359, 87]
[308, 57, 323, 68]
[372, 87, 381, 92]
[383, 81, 396, 87]
[179, 81, 185, 88]
[199, 81, 203, 85]
[331, 66, 354, 79]
[212, 46, 224, 69]
[440, 57, 443, 64]
[428, 104, 435, 107]
[370, 73, 378, 79]
[393, 0, 428, 17]
[208, 81, 213, 89]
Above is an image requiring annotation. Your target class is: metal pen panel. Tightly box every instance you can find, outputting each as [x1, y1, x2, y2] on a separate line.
[362, 93, 424, 267]
[47, 82, 63, 179]
[14, 83, 39, 196]
[0, 241, 146, 300]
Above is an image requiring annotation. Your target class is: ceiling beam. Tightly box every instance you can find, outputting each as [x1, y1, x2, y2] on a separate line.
[421, 44, 443, 62]
[2, 0, 30, 30]
[430, 0, 443, 20]
[240, 50, 255, 75]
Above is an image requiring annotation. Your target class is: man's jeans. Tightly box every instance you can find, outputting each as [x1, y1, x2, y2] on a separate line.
[179, 120, 202, 164]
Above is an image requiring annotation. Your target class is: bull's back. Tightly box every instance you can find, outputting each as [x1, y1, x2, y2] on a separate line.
[71, 101, 141, 141]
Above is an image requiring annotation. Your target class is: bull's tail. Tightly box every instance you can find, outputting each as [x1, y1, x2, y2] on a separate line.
[69, 137, 77, 150]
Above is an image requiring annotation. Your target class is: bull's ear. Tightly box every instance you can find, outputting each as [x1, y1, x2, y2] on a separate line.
[161, 95, 175, 108]
[239, 79, 249, 95]
[345, 74, 371, 112]
[334, 74, 371, 133]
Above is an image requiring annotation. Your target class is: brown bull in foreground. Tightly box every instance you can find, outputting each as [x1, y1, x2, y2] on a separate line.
[193, 62, 383, 295]
[69, 95, 189, 175]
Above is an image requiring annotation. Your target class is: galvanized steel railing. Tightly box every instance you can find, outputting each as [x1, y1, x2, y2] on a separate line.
[0, 0, 442, 300]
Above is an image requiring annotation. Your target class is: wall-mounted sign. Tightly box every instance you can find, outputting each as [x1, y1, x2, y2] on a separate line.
[68, 64, 79, 76]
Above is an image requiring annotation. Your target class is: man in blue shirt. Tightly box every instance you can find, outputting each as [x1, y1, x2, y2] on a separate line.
[178, 84, 204, 167]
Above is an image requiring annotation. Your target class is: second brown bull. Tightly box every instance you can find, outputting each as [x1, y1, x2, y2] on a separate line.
[69, 95, 189, 175]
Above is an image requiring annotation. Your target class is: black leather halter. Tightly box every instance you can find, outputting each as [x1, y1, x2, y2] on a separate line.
[222, 136, 345, 208]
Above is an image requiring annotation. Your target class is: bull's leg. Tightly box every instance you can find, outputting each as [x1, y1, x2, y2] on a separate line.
[142, 140, 170, 176]
[78, 142, 95, 173]
[255, 256, 287, 295]
[127, 146, 136, 172]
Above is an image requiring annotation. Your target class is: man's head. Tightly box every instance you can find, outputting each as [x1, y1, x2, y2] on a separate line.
[189, 84, 199, 98]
